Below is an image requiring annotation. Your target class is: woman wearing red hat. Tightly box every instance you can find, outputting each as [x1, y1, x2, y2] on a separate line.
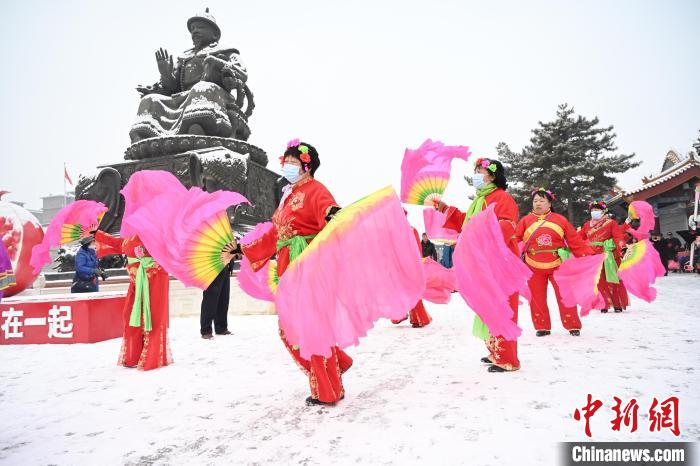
[515, 188, 594, 336]
[579, 200, 630, 313]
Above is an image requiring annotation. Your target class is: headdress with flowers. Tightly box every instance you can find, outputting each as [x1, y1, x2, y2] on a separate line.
[530, 187, 556, 201]
[588, 200, 608, 212]
[279, 138, 313, 172]
[475, 158, 498, 173]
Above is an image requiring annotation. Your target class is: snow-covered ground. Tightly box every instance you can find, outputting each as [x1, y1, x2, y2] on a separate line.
[2, 274, 698, 466]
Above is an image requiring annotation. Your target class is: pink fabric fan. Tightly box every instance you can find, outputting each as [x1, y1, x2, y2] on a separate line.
[238, 256, 277, 302]
[627, 201, 655, 240]
[29, 200, 107, 274]
[400, 139, 471, 206]
[122, 185, 248, 289]
[553, 254, 607, 317]
[617, 239, 665, 302]
[453, 204, 530, 340]
[423, 209, 459, 244]
[120, 170, 188, 237]
[422, 257, 456, 304]
[240, 222, 273, 246]
[275, 186, 425, 359]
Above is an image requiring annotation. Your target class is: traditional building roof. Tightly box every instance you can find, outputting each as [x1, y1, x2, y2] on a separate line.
[609, 150, 700, 203]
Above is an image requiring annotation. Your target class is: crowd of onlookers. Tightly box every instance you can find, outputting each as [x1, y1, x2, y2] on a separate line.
[650, 232, 700, 275]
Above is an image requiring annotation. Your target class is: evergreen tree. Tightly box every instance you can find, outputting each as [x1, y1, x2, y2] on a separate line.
[498, 104, 639, 226]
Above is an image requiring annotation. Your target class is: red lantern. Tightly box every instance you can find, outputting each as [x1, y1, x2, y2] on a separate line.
[0, 192, 44, 297]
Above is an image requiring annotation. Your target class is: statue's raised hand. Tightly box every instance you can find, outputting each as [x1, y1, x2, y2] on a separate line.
[155, 48, 174, 77]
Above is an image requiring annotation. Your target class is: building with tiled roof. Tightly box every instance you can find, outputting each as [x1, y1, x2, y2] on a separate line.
[608, 149, 700, 239]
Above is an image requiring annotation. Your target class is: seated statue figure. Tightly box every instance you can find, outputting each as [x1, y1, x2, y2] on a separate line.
[130, 9, 249, 142]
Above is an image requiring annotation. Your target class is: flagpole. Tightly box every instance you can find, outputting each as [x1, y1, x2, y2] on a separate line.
[63, 162, 67, 207]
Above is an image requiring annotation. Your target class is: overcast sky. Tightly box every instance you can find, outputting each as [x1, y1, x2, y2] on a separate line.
[1, 0, 698, 216]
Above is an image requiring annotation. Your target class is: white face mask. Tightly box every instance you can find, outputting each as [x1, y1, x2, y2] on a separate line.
[282, 164, 302, 183]
[471, 173, 486, 190]
[591, 210, 604, 220]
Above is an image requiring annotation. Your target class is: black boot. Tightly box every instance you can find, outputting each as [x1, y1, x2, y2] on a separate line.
[480, 356, 493, 364]
[614, 308, 623, 313]
[305, 396, 339, 406]
[569, 330, 580, 336]
[536, 330, 551, 337]
[488, 365, 508, 373]
[600, 309, 609, 313]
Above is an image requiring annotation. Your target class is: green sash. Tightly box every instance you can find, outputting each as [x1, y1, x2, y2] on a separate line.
[127, 256, 156, 331]
[591, 239, 620, 283]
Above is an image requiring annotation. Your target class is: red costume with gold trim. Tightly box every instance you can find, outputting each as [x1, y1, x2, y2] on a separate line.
[392, 228, 432, 327]
[241, 177, 352, 403]
[515, 211, 594, 332]
[442, 188, 520, 370]
[94, 231, 172, 371]
[579, 217, 630, 310]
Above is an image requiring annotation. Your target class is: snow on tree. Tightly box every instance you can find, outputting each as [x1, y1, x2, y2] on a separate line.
[498, 104, 639, 226]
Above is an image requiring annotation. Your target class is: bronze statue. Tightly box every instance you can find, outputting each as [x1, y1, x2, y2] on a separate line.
[130, 9, 253, 143]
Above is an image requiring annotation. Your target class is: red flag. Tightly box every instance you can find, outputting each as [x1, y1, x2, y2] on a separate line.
[64, 164, 73, 186]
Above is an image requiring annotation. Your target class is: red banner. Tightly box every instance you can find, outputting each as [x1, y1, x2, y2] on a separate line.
[0, 291, 125, 345]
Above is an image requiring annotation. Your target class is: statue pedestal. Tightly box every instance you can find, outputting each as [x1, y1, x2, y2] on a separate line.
[76, 140, 283, 235]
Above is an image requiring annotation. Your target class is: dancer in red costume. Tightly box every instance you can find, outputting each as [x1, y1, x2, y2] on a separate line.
[579, 200, 630, 313]
[93, 231, 172, 370]
[436, 158, 520, 372]
[514, 188, 594, 337]
[392, 226, 432, 328]
[236, 140, 352, 406]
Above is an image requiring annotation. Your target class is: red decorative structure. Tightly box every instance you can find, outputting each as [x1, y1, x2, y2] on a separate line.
[0, 292, 125, 345]
[0, 192, 44, 297]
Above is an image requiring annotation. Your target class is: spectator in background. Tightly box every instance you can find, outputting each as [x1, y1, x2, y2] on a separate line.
[421, 233, 437, 261]
[200, 249, 239, 339]
[71, 236, 102, 293]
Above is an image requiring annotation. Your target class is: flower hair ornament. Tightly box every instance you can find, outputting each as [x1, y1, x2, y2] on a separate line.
[280, 138, 312, 172]
[530, 187, 556, 201]
[588, 200, 608, 211]
[475, 158, 497, 173]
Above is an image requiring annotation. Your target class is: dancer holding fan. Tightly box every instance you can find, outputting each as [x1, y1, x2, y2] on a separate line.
[514, 188, 594, 336]
[235, 140, 352, 406]
[93, 230, 172, 371]
[579, 200, 629, 313]
[435, 158, 522, 372]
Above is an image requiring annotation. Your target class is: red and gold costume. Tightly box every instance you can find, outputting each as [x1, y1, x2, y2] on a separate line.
[392, 228, 432, 327]
[579, 217, 630, 310]
[94, 232, 172, 371]
[442, 188, 520, 371]
[241, 177, 352, 404]
[515, 211, 594, 332]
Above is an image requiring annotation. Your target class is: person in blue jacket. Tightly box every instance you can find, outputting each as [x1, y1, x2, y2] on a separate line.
[71, 236, 102, 293]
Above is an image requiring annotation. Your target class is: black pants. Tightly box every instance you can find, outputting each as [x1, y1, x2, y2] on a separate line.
[200, 267, 230, 335]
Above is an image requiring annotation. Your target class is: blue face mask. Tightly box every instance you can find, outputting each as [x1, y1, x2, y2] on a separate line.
[591, 210, 604, 220]
[282, 164, 302, 184]
[471, 173, 486, 190]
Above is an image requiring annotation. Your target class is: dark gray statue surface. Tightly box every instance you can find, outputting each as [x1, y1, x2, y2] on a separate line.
[76, 9, 281, 240]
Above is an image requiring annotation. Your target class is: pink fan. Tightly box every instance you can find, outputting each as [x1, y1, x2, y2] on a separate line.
[238, 256, 277, 301]
[453, 205, 530, 340]
[401, 139, 471, 206]
[617, 239, 665, 302]
[627, 201, 655, 240]
[423, 208, 459, 244]
[120, 170, 188, 237]
[29, 200, 107, 274]
[122, 184, 248, 289]
[553, 254, 607, 317]
[275, 186, 425, 359]
[422, 257, 456, 304]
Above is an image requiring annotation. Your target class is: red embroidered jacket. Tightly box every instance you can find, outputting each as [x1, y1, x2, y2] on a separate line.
[579, 217, 626, 261]
[241, 177, 340, 277]
[514, 211, 593, 270]
[442, 188, 519, 254]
